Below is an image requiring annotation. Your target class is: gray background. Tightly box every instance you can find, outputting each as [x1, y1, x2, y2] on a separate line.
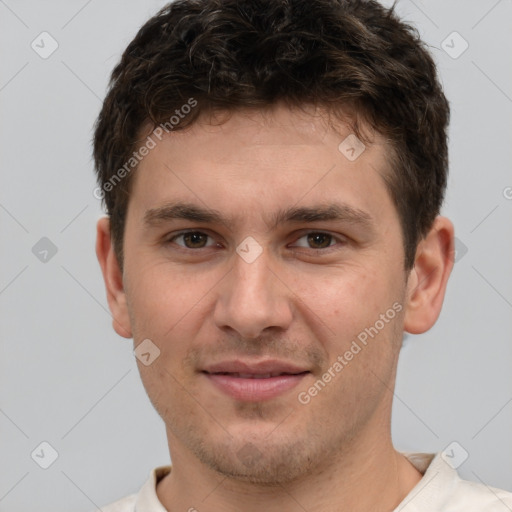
[1, 1, 511, 510]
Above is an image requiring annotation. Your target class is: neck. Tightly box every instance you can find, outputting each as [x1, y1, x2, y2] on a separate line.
[156, 428, 423, 512]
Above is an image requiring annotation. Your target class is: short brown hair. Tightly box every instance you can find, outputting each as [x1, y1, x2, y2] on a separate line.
[93, 0, 450, 270]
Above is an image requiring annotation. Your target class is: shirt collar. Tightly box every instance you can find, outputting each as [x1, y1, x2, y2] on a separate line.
[393, 452, 460, 511]
[135, 464, 171, 512]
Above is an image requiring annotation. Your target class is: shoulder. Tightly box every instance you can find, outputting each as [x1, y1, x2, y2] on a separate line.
[94, 493, 137, 512]
[401, 452, 512, 512]
[93, 465, 171, 512]
[446, 477, 512, 511]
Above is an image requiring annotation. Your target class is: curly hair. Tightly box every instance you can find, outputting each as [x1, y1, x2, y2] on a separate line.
[93, 0, 450, 271]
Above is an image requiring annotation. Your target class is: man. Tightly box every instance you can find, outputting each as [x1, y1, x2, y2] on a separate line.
[93, 0, 512, 510]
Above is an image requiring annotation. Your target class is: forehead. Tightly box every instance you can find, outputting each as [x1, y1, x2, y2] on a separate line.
[128, 104, 395, 228]
[162, 104, 374, 155]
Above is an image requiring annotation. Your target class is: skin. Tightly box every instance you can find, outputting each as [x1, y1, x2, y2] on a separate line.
[96, 103, 454, 512]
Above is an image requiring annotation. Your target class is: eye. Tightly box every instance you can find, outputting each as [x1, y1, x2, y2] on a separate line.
[165, 230, 346, 253]
[290, 231, 344, 251]
[168, 231, 218, 249]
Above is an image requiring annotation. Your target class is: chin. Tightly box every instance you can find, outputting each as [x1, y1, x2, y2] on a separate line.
[192, 433, 320, 485]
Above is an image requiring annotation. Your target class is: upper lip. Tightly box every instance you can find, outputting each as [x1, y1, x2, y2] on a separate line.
[202, 359, 310, 375]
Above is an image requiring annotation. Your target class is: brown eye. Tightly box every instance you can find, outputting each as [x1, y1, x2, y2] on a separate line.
[292, 232, 337, 250]
[307, 232, 333, 249]
[170, 231, 213, 249]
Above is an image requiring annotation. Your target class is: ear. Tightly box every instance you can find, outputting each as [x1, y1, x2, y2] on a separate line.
[95, 216, 133, 338]
[403, 216, 455, 334]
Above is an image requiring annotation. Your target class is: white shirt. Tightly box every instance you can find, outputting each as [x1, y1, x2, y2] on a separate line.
[98, 452, 512, 511]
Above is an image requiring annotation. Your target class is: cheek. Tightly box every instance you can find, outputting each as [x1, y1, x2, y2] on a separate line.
[125, 260, 213, 337]
[295, 265, 391, 334]
[125, 262, 224, 392]
[294, 262, 405, 385]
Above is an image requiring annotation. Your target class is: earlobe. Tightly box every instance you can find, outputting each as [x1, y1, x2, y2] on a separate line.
[403, 216, 455, 335]
[95, 217, 133, 339]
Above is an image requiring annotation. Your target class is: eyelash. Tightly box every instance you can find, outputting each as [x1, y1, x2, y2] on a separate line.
[165, 230, 347, 254]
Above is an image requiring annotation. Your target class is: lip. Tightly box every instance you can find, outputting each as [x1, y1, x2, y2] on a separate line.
[202, 359, 310, 402]
[203, 359, 309, 375]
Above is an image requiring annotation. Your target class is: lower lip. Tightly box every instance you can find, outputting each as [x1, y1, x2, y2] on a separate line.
[204, 372, 308, 402]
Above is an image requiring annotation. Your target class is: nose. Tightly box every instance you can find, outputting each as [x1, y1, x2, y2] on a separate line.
[213, 246, 293, 340]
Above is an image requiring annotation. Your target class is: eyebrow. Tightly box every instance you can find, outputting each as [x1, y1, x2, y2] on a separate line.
[143, 201, 375, 232]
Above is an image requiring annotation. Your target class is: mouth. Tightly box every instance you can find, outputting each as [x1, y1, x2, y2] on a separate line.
[201, 360, 310, 401]
[208, 371, 308, 379]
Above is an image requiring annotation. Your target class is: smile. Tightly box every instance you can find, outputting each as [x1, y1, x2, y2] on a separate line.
[202, 370, 310, 401]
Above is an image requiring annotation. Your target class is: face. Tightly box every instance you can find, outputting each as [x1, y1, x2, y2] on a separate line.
[119, 105, 410, 483]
